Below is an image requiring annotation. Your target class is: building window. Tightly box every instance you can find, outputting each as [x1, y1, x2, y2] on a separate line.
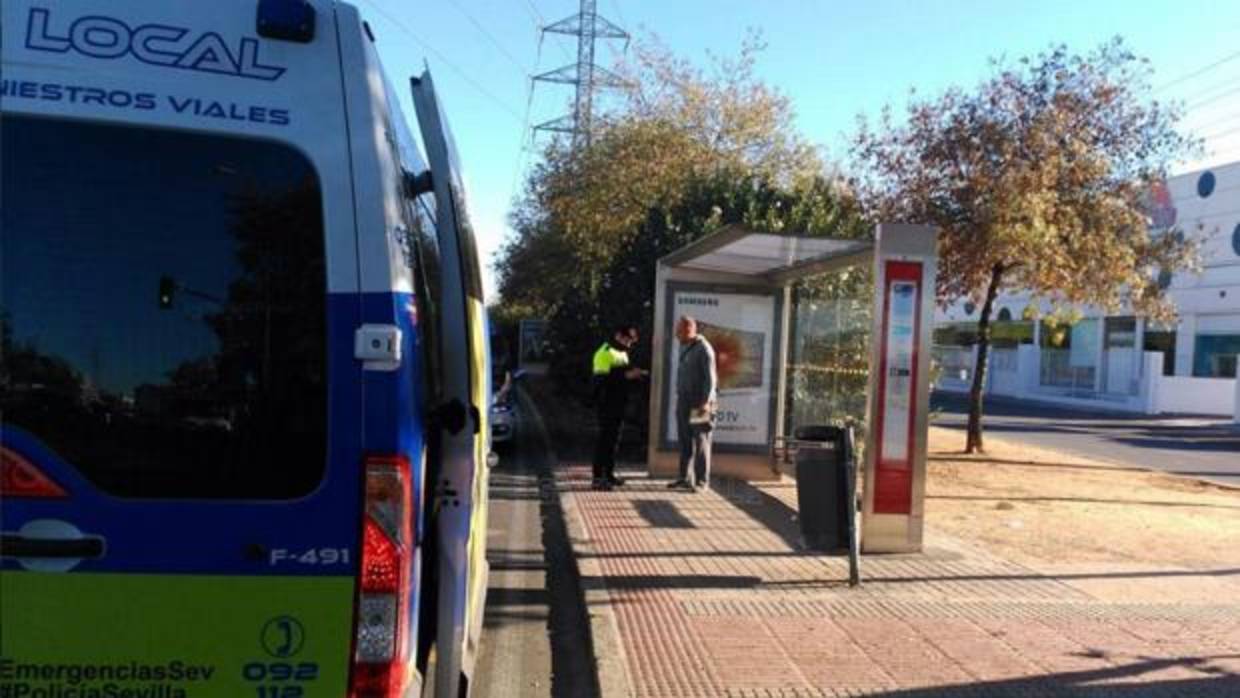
[1193, 334, 1240, 378]
[993, 319, 1033, 347]
[1104, 316, 1136, 349]
[933, 323, 978, 347]
[1143, 329, 1176, 376]
[1198, 171, 1216, 198]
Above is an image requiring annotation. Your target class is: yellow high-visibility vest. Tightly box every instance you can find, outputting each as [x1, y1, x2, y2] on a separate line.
[592, 342, 629, 375]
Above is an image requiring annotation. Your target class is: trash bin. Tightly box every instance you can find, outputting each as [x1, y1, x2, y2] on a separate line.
[793, 424, 851, 552]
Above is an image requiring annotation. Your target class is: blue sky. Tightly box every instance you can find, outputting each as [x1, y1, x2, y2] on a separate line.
[357, 0, 1240, 299]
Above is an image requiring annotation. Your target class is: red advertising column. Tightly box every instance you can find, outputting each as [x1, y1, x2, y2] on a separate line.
[862, 225, 937, 553]
[873, 261, 921, 514]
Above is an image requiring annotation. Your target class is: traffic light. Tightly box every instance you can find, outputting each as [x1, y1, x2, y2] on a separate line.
[158, 276, 176, 309]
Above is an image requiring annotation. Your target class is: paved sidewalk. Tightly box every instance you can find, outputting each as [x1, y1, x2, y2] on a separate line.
[559, 467, 1240, 697]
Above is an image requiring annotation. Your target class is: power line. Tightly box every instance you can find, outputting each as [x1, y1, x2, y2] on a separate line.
[1156, 49, 1240, 93]
[1186, 85, 1240, 114]
[1178, 71, 1240, 106]
[1199, 121, 1240, 144]
[1185, 109, 1240, 135]
[357, 0, 525, 124]
[522, 0, 575, 63]
[1184, 146, 1240, 166]
[508, 78, 537, 208]
[609, 0, 629, 31]
[522, 0, 546, 25]
[446, 0, 532, 73]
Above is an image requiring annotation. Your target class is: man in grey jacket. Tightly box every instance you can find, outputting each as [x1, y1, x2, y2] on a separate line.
[669, 315, 717, 491]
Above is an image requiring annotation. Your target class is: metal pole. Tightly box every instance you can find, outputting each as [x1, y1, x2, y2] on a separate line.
[845, 424, 861, 587]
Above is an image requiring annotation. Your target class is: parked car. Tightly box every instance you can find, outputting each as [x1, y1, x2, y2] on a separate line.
[490, 370, 526, 449]
[491, 399, 515, 447]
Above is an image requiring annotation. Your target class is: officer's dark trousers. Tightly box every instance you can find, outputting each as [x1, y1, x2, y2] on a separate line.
[592, 409, 622, 481]
[676, 404, 712, 487]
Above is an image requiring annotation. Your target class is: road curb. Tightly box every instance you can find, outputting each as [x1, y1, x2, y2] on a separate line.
[559, 482, 635, 698]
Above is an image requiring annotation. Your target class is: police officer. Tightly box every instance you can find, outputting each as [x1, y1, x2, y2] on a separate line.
[591, 323, 647, 490]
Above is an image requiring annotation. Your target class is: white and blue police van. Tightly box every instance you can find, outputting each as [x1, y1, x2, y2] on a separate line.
[0, 1, 492, 696]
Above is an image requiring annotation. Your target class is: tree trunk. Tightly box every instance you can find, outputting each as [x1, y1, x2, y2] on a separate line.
[965, 264, 1006, 454]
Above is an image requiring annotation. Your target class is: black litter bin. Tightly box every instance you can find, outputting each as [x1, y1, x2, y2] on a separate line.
[793, 425, 851, 552]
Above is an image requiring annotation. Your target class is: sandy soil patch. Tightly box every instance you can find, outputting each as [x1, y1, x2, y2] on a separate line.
[925, 426, 1240, 574]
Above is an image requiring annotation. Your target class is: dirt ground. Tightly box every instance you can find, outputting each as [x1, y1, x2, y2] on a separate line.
[925, 426, 1240, 572]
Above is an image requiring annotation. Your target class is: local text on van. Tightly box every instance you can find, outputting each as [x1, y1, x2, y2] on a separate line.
[25, 8, 286, 81]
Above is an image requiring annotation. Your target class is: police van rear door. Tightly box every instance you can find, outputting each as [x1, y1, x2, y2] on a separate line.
[0, 2, 362, 696]
[411, 70, 492, 697]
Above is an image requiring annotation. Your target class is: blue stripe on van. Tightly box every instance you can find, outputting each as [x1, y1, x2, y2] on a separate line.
[0, 292, 430, 578]
[358, 291, 430, 545]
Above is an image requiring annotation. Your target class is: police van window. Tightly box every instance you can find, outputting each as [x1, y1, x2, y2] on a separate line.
[452, 189, 485, 303]
[408, 195, 444, 402]
[1, 116, 327, 499]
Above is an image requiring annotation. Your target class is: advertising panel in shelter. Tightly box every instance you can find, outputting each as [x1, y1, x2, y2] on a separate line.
[665, 289, 777, 448]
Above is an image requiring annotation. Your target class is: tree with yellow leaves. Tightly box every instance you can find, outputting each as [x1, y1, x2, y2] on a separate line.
[852, 39, 1198, 453]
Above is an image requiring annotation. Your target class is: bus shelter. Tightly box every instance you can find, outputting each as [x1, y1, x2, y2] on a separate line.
[646, 223, 938, 552]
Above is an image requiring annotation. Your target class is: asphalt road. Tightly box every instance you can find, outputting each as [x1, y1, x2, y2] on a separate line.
[933, 393, 1240, 487]
[472, 387, 600, 698]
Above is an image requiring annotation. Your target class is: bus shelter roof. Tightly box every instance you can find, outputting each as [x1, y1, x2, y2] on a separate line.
[659, 225, 873, 285]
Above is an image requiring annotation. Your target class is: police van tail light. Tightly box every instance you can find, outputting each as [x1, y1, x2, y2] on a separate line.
[1, 447, 67, 498]
[350, 455, 413, 698]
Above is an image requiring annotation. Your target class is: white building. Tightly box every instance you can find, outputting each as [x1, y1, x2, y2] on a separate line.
[934, 164, 1240, 418]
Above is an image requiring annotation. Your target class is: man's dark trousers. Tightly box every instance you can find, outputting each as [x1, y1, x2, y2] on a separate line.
[593, 407, 623, 481]
[676, 403, 711, 487]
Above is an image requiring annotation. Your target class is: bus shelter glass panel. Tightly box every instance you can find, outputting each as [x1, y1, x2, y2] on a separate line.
[785, 265, 873, 441]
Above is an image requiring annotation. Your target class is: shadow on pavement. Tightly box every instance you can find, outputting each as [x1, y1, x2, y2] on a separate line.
[632, 499, 697, 529]
[1115, 435, 1240, 453]
[707, 476, 806, 551]
[762, 566, 1240, 587]
[521, 385, 605, 698]
[932, 393, 1240, 453]
[928, 455, 1150, 473]
[873, 654, 1240, 697]
[475, 384, 603, 698]
[927, 494, 1240, 510]
[578, 549, 809, 559]
[584, 573, 763, 590]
